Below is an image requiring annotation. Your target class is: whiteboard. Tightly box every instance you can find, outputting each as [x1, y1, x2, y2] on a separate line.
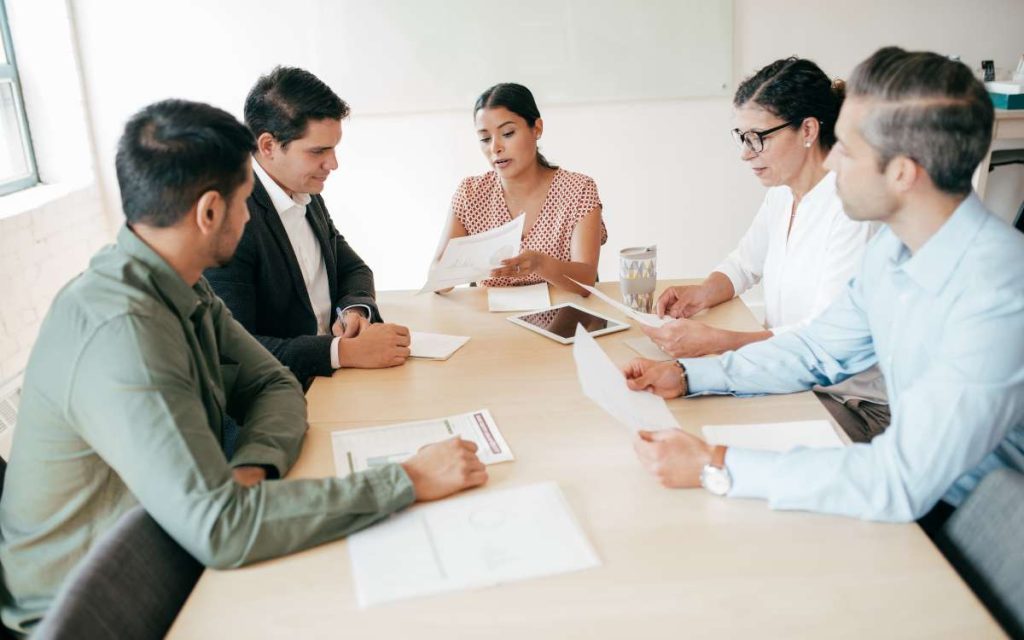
[317, 0, 733, 114]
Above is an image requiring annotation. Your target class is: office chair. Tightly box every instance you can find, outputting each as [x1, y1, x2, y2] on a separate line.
[0, 453, 200, 640]
[938, 468, 1024, 639]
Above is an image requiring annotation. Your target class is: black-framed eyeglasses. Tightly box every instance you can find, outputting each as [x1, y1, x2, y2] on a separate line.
[730, 120, 796, 154]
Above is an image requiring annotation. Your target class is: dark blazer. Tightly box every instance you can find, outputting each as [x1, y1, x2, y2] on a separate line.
[205, 173, 381, 385]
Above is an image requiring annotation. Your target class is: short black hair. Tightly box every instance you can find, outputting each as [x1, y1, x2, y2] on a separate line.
[244, 66, 349, 147]
[733, 57, 845, 150]
[848, 47, 994, 195]
[115, 99, 256, 228]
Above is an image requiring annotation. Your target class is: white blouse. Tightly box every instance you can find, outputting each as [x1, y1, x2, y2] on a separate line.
[713, 172, 875, 334]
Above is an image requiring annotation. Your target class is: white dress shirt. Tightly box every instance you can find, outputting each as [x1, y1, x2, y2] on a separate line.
[252, 160, 344, 368]
[683, 194, 1024, 521]
[713, 172, 875, 334]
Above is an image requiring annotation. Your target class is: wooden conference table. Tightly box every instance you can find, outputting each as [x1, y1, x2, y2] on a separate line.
[169, 281, 1001, 639]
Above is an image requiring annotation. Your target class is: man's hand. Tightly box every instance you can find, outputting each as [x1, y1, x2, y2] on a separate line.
[641, 318, 724, 358]
[401, 437, 488, 501]
[622, 358, 687, 399]
[333, 309, 371, 339]
[337, 323, 411, 369]
[232, 465, 267, 487]
[656, 284, 711, 318]
[632, 430, 714, 488]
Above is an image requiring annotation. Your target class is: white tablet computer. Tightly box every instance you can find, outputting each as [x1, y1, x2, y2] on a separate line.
[506, 302, 629, 344]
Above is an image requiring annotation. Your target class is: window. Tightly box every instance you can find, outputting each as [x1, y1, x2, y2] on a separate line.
[0, 0, 37, 196]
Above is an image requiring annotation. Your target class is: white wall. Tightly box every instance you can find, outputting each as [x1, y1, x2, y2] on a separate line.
[0, 0, 110, 383]
[68, 0, 1024, 294]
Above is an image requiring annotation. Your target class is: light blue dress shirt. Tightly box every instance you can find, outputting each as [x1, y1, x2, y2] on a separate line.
[682, 194, 1024, 522]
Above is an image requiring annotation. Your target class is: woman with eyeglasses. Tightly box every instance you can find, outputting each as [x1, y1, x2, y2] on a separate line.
[642, 57, 888, 442]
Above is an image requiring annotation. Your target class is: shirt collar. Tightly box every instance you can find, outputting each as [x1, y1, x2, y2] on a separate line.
[116, 225, 210, 321]
[252, 158, 311, 215]
[891, 193, 989, 294]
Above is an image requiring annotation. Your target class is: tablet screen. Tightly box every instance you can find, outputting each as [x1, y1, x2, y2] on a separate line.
[515, 305, 616, 339]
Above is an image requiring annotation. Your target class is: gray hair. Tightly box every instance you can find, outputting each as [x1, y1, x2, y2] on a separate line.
[848, 47, 994, 195]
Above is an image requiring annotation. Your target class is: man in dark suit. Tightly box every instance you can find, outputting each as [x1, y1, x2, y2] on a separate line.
[206, 67, 409, 387]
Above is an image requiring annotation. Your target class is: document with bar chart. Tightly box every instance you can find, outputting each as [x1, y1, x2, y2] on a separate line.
[331, 409, 514, 477]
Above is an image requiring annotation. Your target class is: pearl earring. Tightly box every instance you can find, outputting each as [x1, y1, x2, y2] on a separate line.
[804, 141, 812, 148]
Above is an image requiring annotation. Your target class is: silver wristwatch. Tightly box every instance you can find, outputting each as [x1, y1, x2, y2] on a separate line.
[700, 446, 732, 496]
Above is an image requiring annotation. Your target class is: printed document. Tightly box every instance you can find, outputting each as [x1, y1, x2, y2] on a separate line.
[332, 409, 513, 477]
[572, 324, 679, 432]
[348, 481, 600, 607]
[702, 420, 847, 452]
[567, 277, 670, 327]
[421, 216, 525, 293]
[487, 282, 551, 312]
[410, 332, 470, 360]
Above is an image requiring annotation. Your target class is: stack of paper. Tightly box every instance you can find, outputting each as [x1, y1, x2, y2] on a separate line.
[572, 324, 679, 432]
[567, 277, 670, 328]
[702, 420, 846, 452]
[409, 332, 470, 360]
[348, 481, 600, 607]
[420, 216, 525, 293]
[331, 409, 513, 477]
[487, 282, 551, 312]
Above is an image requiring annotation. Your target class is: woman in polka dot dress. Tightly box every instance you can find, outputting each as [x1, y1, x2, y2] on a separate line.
[433, 83, 607, 294]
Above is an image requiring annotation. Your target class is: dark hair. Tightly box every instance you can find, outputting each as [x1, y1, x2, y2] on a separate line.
[848, 46, 994, 195]
[474, 83, 557, 170]
[115, 99, 256, 228]
[244, 66, 349, 147]
[733, 57, 845, 150]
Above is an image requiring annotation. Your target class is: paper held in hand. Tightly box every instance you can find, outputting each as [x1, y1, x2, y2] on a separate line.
[331, 409, 513, 477]
[567, 277, 670, 327]
[348, 481, 600, 607]
[572, 324, 679, 433]
[420, 215, 525, 293]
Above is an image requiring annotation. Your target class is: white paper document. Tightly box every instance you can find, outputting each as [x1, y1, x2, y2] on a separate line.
[420, 216, 525, 293]
[332, 409, 514, 477]
[409, 332, 470, 360]
[567, 277, 670, 328]
[624, 337, 674, 362]
[702, 420, 846, 453]
[348, 481, 600, 607]
[487, 282, 551, 312]
[572, 324, 679, 432]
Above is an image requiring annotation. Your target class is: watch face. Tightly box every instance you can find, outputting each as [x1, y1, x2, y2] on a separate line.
[701, 465, 731, 496]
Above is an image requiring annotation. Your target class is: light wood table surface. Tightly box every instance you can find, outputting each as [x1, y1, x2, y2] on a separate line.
[169, 281, 1001, 639]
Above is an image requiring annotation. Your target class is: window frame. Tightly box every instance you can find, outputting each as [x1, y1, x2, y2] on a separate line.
[0, 0, 38, 197]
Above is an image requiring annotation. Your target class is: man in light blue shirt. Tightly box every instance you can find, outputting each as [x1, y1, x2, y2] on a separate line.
[624, 47, 1024, 522]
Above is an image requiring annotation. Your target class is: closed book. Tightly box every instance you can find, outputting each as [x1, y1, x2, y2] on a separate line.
[985, 80, 1024, 95]
[989, 92, 1024, 109]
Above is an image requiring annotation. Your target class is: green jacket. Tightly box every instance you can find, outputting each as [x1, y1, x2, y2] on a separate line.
[0, 226, 414, 633]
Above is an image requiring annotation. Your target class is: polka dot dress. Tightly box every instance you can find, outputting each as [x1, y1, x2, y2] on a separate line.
[451, 168, 607, 287]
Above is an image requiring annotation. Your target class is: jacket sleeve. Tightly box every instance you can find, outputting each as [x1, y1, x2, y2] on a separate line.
[204, 231, 334, 384]
[320, 198, 381, 323]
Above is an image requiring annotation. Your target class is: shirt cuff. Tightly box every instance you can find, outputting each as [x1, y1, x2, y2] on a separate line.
[679, 356, 729, 395]
[725, 447, 779, 500]
[365, 463, 417, 513]
[339, 304, 372, 319]
[330, 337, 341, 369]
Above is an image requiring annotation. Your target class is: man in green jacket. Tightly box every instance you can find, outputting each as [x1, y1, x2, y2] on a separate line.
[0, 99, 487, 634]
